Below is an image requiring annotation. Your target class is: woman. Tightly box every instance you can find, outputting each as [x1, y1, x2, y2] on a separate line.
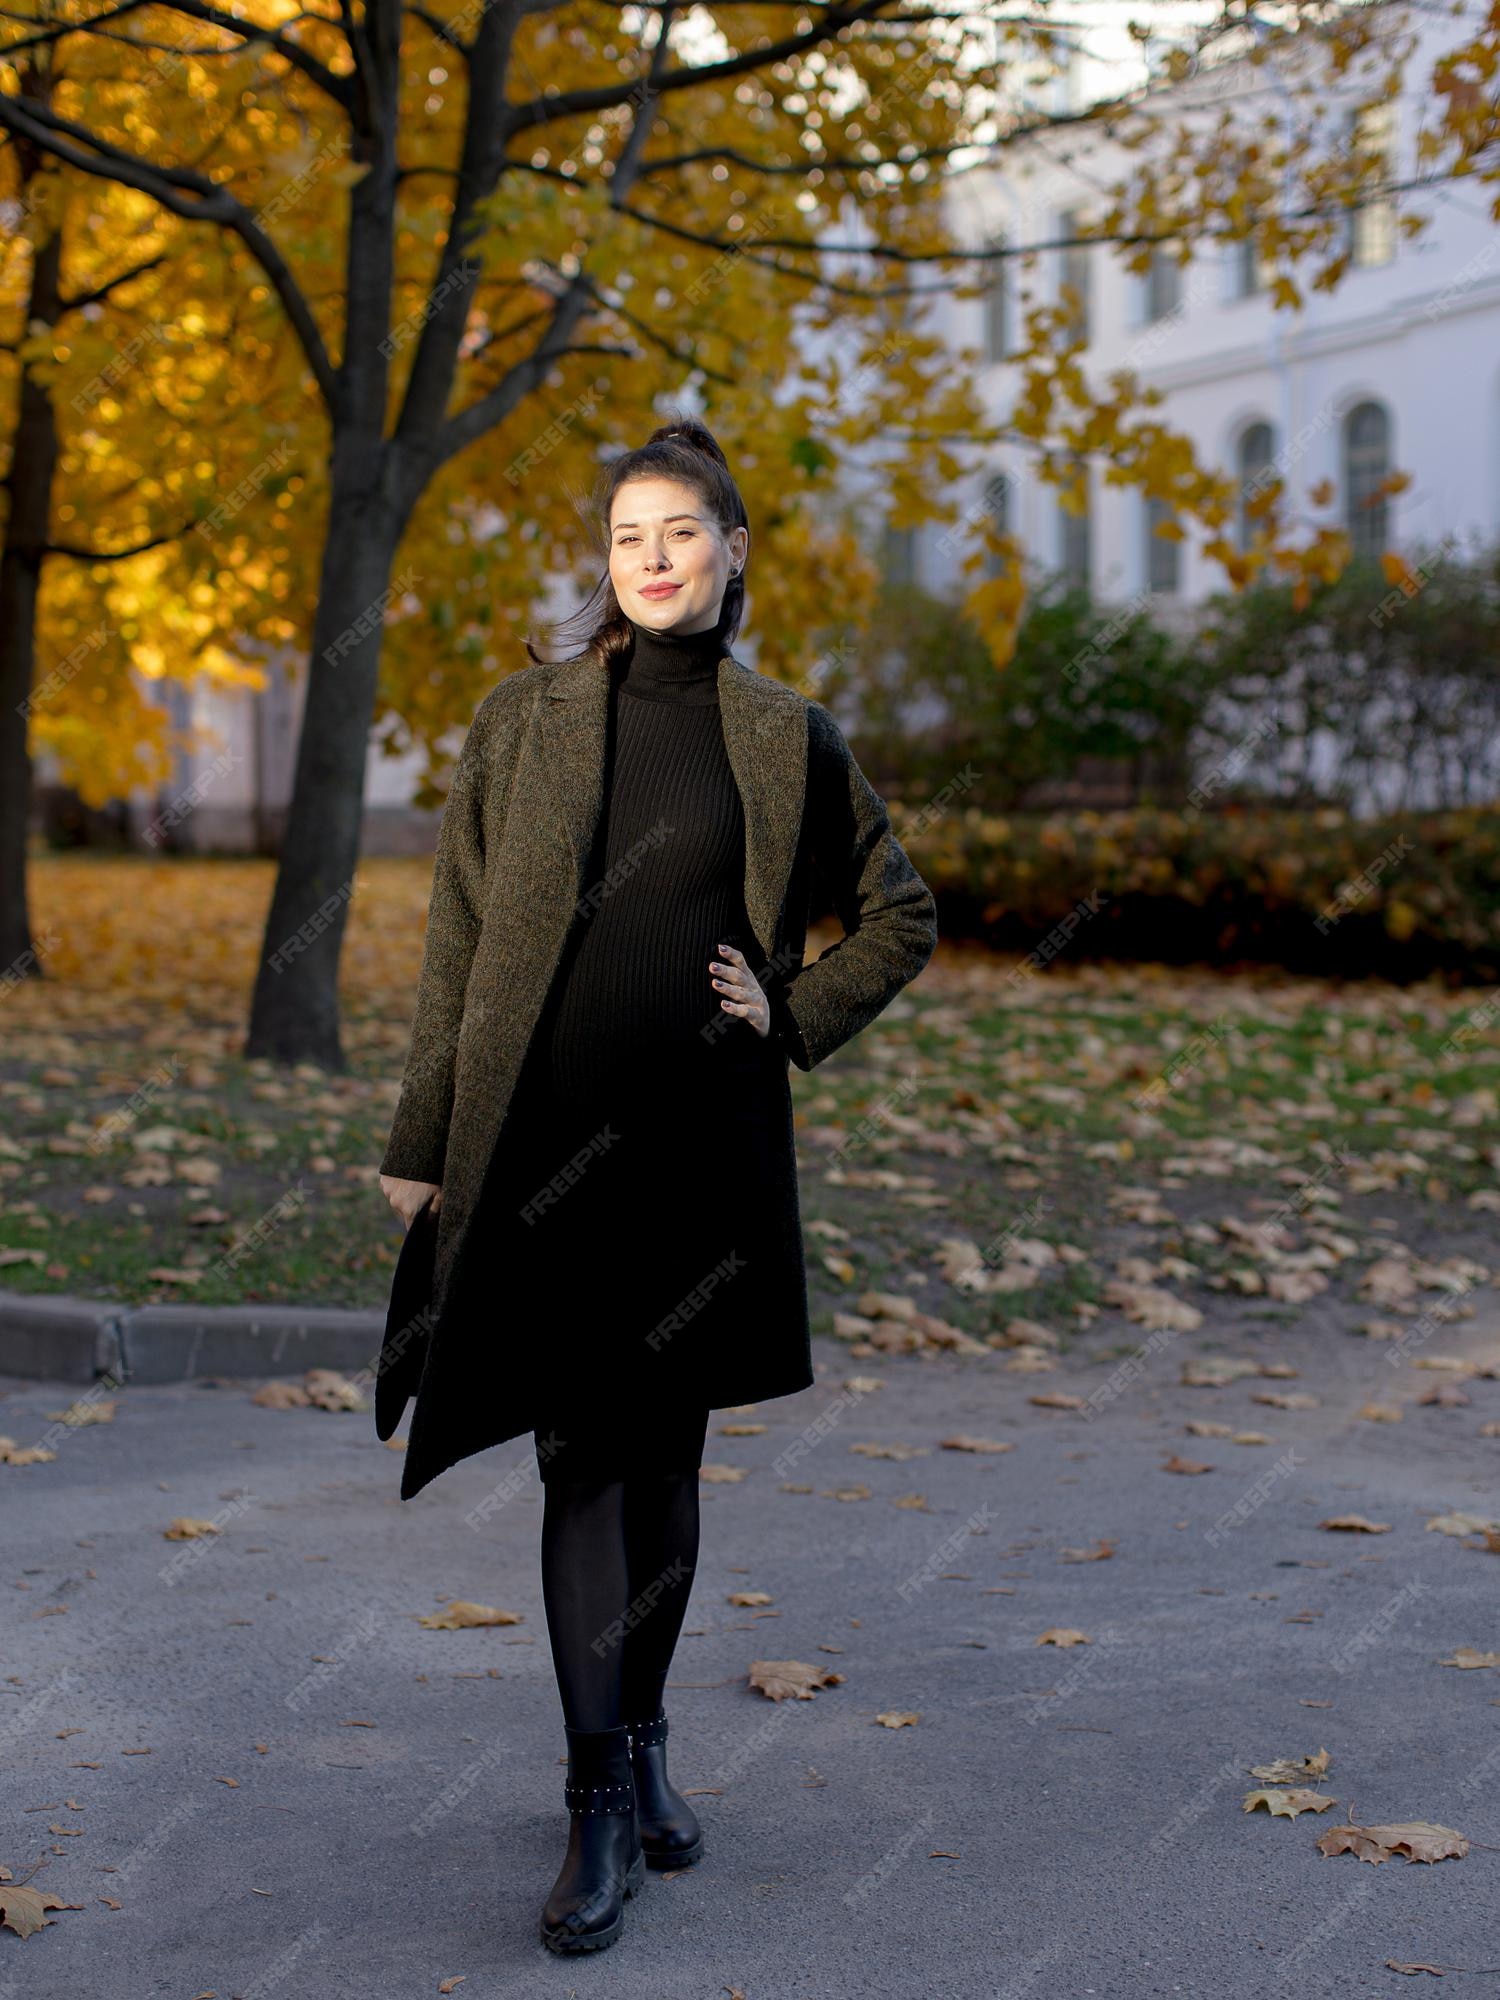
[376, 415, 938, 1955]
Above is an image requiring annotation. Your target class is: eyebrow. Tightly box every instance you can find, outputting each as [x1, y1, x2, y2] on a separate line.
[611, 513, 703, 532]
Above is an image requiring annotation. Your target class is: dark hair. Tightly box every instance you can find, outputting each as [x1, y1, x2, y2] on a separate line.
[524, 408, 749, 667]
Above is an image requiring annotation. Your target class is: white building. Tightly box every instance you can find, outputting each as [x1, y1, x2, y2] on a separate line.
[910, 0, 1500, 610]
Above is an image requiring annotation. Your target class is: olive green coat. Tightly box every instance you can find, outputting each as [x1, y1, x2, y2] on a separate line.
[377, 643, 938, 1498]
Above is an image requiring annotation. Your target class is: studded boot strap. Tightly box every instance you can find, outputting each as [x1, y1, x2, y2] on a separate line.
[625, 1711, 668, 1751]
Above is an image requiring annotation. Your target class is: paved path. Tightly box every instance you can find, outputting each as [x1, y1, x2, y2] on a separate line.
[4, 1306, 1499, 1999]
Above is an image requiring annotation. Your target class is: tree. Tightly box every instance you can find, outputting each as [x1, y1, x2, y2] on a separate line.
[1, 0, 1493, 1063]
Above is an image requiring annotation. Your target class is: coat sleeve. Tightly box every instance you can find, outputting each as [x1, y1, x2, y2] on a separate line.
[379, 710, 492, 1187]
[772, 704, 938, 1072]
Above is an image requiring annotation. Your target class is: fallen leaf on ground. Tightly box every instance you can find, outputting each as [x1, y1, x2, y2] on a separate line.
[1243, 1788, 1338, 1818]
[1316, 1820, 1468, 1864]
[748, 1659, 845, 1701]
[417, 1601, 523, 1630]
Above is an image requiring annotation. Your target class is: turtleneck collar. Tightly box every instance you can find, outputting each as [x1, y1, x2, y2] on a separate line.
[620, 608, 728, 705]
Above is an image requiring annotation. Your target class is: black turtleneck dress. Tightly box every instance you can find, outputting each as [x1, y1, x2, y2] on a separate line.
[490, 610, 793, 1483]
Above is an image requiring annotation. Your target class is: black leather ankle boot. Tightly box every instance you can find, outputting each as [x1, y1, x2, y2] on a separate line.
[539, 1723, 644, 1953]
[625, 1710, 704, 1868]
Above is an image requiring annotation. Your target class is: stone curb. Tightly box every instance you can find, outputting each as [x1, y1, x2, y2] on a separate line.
[0, 1287, 386, 1385]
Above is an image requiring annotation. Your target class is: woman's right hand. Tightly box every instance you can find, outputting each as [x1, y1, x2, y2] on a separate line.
[379, 1174, 442, 1229]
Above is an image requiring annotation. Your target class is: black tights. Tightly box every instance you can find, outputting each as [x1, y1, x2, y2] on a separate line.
[539, 1471, 701, 1733]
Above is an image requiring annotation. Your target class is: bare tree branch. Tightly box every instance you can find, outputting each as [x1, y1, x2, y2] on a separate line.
[0, 95, 339, 411]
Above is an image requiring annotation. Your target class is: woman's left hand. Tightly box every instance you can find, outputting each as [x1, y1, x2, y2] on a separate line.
[710, 941, 770, 1037]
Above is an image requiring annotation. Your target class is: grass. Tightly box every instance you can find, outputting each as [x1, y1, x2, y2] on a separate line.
[2, 858, 1497, 1354]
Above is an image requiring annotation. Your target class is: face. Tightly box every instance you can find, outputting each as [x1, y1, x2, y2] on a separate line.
[608, 476, 748, 636]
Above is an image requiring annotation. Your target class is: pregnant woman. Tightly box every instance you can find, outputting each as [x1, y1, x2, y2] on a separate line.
[376, 415, 937, 1955]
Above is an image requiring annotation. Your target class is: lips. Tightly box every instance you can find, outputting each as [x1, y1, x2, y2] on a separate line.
[638, 584, 681, 598]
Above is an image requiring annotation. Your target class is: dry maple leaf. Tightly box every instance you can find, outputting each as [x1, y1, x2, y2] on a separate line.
[873, 1711, 920, 1728]
[1059, 1540, 1115, 1562]
[719, 1423, 767, 1436]
[1358, 1404, 1403, 1423]
[163, 1518, 221, 1540]
[0, 1437, 57, 1465]
[250, 1380, 310, 1409]
[939, 1435, 1013, 1453]
[1161, 1455, 1213, 1474]
[302, 1369, 368, 1413]
[1315, 1820, 1469, 1865]
[416, 1601, 524, 1630]
[1029, 1392, 1086, 1413]
[727, 1591, 773, 1607]
[0, 1880, 84, 1938]
[1243, 1788, 1337, 1818]
[1035, 1628, 1090, 1648]
[821, 1484, 871, 1502]
[699, 1464, 747, 1483]
[1439, 1647, 1500, 1669]
[43, 1399, 116, 1426]
[1426, 1510, 1500, 1538]
[1252, 1391, 1321, 1410]
[1250, 1750, 1332, 1782]
[1186, 1419, 1234, 1438]
[848, 1440, 928, 1460]
[747, 1659, 845, 1701]
[1180, 1357, 1260, 1387]
[1319, 1514, 1391, 1533]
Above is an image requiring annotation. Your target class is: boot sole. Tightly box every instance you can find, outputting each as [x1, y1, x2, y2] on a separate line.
[643, 1833, 704, 1869]
[540, 1851, 645, 1953]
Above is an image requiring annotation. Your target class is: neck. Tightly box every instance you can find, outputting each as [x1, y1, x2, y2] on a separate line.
[621, 608, 726, 702]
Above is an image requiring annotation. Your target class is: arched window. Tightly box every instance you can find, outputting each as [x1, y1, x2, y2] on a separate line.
[1058, 464, 1091, 589]
[983, 234, 1010, 362]
[1343, 402, 1391, 558]
[1237, 421, 1276, 550]
[982, 471, 1012, 579]
[1145, 247, 1181, 324]
[1144, 497, 1180, 594]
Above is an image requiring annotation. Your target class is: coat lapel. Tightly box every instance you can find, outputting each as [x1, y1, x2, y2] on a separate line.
[535, 644, 808, 962]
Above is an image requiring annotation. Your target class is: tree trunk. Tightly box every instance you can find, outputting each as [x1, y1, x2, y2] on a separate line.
[0, 221, 62, 979]
[243, 437, 406, 1068]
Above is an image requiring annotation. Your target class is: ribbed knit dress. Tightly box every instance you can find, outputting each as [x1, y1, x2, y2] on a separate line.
[492, 607, 789, 1483]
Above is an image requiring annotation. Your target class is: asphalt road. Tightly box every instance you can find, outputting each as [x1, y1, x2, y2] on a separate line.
[4, 1306, 1499, 2000]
